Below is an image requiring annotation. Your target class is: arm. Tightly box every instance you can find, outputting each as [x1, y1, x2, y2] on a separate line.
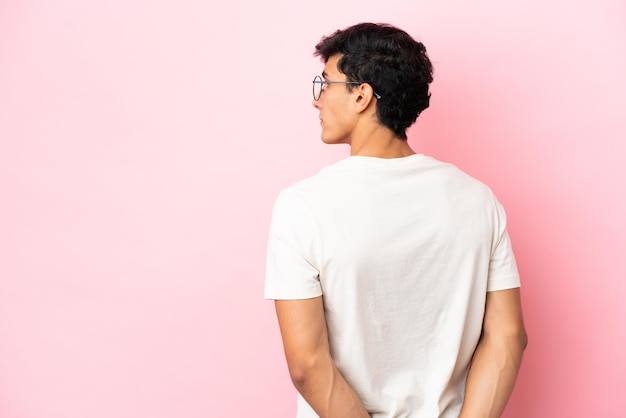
[459, 288, 528, 418]
[275, 297, 370, 418]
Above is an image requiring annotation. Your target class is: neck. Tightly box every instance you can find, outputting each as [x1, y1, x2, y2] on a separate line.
[349, 127, 415, 158]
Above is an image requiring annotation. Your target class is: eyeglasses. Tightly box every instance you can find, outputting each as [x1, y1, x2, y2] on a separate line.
[312, 75, 381, 101]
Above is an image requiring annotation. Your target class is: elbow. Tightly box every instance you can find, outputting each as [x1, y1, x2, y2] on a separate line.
[519, 327, 529, 352]
[288, 362, 310, 390]
[483, 325, 528, 358]
[506, 327, 528, 360]
[513, 322, 528, 352]
[506, 325, 528, 354]
[287, 352, 334, 393]
[286, 354, 321, 391]
[519, 329, 528, 351]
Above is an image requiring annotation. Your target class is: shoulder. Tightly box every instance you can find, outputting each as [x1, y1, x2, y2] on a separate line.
[275, 158, 351, 202]
[425, 156, 495, 197]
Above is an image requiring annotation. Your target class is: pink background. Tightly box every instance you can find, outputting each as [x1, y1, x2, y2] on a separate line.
[1, 1, 624, 417]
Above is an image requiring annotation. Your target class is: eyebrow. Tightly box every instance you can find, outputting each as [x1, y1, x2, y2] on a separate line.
[321, 71, 328, 79]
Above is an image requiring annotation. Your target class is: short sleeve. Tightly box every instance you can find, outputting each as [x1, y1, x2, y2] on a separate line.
[487, 197, 521, 292]
[264, 190, 322, 300]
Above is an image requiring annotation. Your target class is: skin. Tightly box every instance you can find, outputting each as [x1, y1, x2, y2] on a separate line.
[276, 297, 370, 418]
[276, 53, 528, 417]
[459, 288, 528, 418]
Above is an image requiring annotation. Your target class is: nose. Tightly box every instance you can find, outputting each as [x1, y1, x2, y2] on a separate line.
[312, 98, 322, 109]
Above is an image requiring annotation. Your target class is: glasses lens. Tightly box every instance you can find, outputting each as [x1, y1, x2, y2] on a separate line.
[313, 76, 322, 101]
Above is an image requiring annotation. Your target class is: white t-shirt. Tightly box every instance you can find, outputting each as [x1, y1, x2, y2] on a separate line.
[265, 154, 520, 418]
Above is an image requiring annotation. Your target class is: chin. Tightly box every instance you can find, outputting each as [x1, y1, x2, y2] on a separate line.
[320, 133, 347, 145]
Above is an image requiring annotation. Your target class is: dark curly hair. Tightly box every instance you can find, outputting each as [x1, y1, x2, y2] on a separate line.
[314, 22, 433, 140]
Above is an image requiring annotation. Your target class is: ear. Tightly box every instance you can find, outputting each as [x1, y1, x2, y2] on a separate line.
[353, 83, 377, 114]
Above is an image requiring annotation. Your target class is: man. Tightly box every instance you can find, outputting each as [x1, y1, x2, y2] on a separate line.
[265, 22, 527, 418]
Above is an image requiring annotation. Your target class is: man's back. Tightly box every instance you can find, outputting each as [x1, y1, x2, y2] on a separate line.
[266, 22, 526, 418]
[265, 154, 520, 417]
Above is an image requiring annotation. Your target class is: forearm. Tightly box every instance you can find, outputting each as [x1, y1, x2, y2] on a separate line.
[459, 334, 527, 418]
[276, 298, 370, 418]
[289, 353, 370, 418]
